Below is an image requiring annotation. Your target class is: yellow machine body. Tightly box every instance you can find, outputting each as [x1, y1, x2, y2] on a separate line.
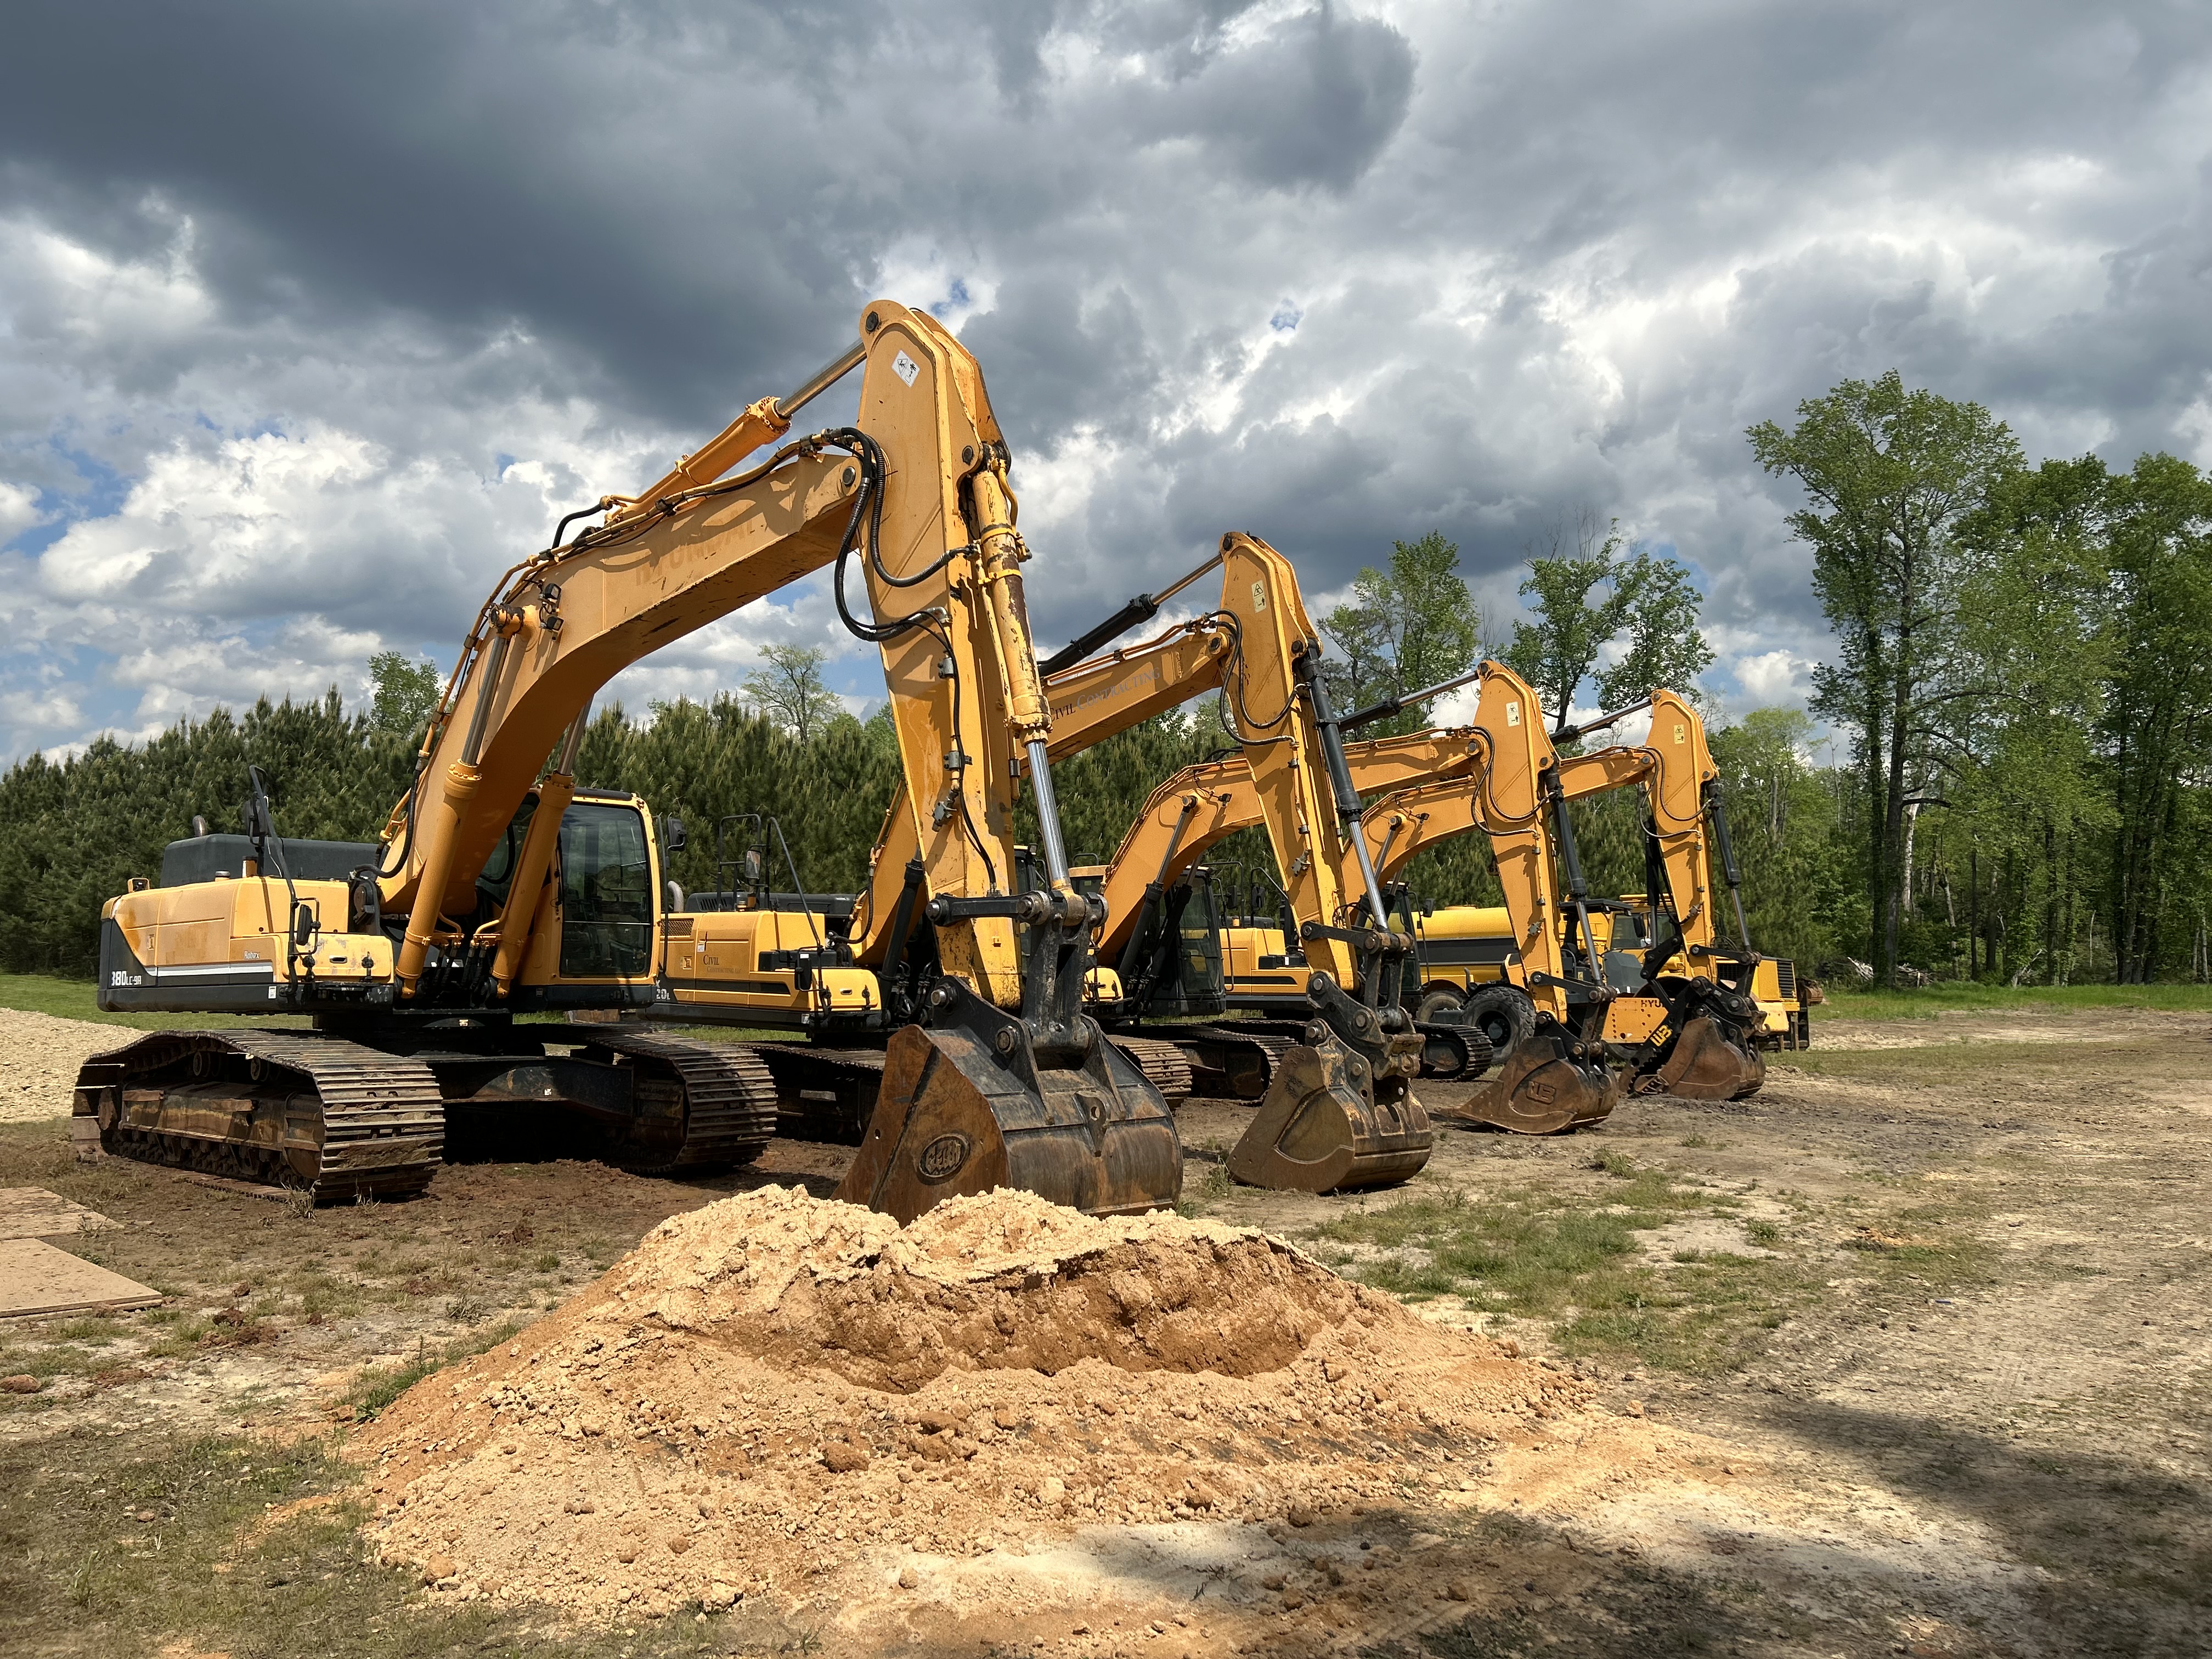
[81, 303, 1180, 1220]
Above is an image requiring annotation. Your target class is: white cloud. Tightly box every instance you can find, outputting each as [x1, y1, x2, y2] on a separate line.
[0, 482, 42, 544]
[1733, 648, 1818, 710]
[4, 0, 2210, 765]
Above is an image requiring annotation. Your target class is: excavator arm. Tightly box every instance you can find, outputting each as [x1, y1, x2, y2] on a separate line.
[862, 532, 1437, 1192]
[1351, 685, 1766, 1105]
[379, 303, 1039, 1000]
[94, 300, 1181, 1221]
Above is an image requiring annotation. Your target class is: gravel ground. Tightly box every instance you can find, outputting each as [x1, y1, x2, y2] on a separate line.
[0, 1008, 127, 1124]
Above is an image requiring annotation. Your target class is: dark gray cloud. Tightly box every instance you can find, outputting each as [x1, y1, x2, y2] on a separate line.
[2, 0, 2208, 754]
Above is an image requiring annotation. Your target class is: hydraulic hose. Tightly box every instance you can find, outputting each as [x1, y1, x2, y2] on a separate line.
[1296, 648, 1393, 930]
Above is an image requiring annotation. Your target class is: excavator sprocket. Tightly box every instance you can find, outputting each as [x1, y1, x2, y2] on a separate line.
[1444, 1021, 1620, 1135]
[1227, 1026, 1432, 1193]
[1647, 1013, 1766, 1102]
[834, 984, 1182, 1224]
[73, 1030, 444, 1203]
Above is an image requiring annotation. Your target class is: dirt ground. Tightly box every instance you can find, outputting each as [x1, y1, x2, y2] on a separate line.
[1, 1001, 2208, 1658]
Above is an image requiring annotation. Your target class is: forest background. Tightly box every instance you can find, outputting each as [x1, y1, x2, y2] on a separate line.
[3, 370, 2207, 989]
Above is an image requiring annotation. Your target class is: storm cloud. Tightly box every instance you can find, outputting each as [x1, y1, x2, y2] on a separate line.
[2, 0, 2207, 754]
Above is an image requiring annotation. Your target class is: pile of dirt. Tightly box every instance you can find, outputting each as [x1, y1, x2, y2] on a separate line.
[356, 1187, 1603, 1624]
[0, 1009, 127, 1125]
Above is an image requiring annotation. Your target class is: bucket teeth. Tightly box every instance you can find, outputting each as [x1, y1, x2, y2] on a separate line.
[1227, 1030, 1433, 1193]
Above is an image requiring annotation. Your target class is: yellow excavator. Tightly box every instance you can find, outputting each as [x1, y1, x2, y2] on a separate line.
[1081, 661, 1622, 1133]
[1348, 689, 1776, 1102]
[72, 302, 1180, 1221]
[1113, 684, 1790, 1114]
[654, 538, 1447, 1192]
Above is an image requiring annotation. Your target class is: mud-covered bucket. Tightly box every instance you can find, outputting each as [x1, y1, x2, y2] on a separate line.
[833, 987, 1183, 1224]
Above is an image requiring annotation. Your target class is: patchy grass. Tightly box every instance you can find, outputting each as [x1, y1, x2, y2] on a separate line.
[1310, 1158, 1818, 1375]
[1816, 981, 2212, 1023]
[0, 1429, 817, 1658]
[345, 1321, 528, 1423]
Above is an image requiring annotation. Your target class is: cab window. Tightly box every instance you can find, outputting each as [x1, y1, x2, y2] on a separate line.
[558, 803, 653, 978]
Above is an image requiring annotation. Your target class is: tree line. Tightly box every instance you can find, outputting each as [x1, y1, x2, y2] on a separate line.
[3, 369, 2205, 986]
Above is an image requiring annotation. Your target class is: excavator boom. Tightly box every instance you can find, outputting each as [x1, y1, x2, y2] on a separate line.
[1353, 687, 1769, 1103]
[666, 533, 1441, 1193]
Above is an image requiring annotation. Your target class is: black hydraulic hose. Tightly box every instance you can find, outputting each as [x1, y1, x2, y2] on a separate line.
[551, 500, 609, 549]
[1705, 781, 1756, 954]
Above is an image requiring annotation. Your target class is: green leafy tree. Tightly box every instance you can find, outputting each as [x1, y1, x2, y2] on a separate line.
[368, 651, 441, 741]
[1504, 511, 1712, 734]
[1945, 456, 2115, 983]
[2095, 454, 2212, 980]
[741, 643, 843, 743]
[1748, 370, 2023, 986]
[0, 692, 417, 975]
[1594, 556, 1716, 711]
[1707, 709, 1850, 970]
[1319, 531, 1480, 733]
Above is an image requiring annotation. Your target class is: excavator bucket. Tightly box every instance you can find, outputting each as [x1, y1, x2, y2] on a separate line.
[1649, 1014, 1765, 1101]
[833, 983, 1182, 1224]
[1446, 1022, 1620, 1135]
[1227, 1026, 1432, 1193]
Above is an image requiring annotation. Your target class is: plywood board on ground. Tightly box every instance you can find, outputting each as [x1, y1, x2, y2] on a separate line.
[0, 1186, 115, 1241]
[0, 1238, 161, 1318]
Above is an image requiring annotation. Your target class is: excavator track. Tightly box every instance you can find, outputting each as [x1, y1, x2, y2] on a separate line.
[1103, 1036, 1194, 1109]
[74, 1030, 444, 1203]
[1165, 1025, 1296, 1100]
[573, 1029, 777, 1175]
[750, 1043, 889, 1144]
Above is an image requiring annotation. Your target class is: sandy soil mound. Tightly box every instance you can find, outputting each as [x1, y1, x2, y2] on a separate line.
[0, 1008, 127, 1124]
[356, 1187, 1601, 1625]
